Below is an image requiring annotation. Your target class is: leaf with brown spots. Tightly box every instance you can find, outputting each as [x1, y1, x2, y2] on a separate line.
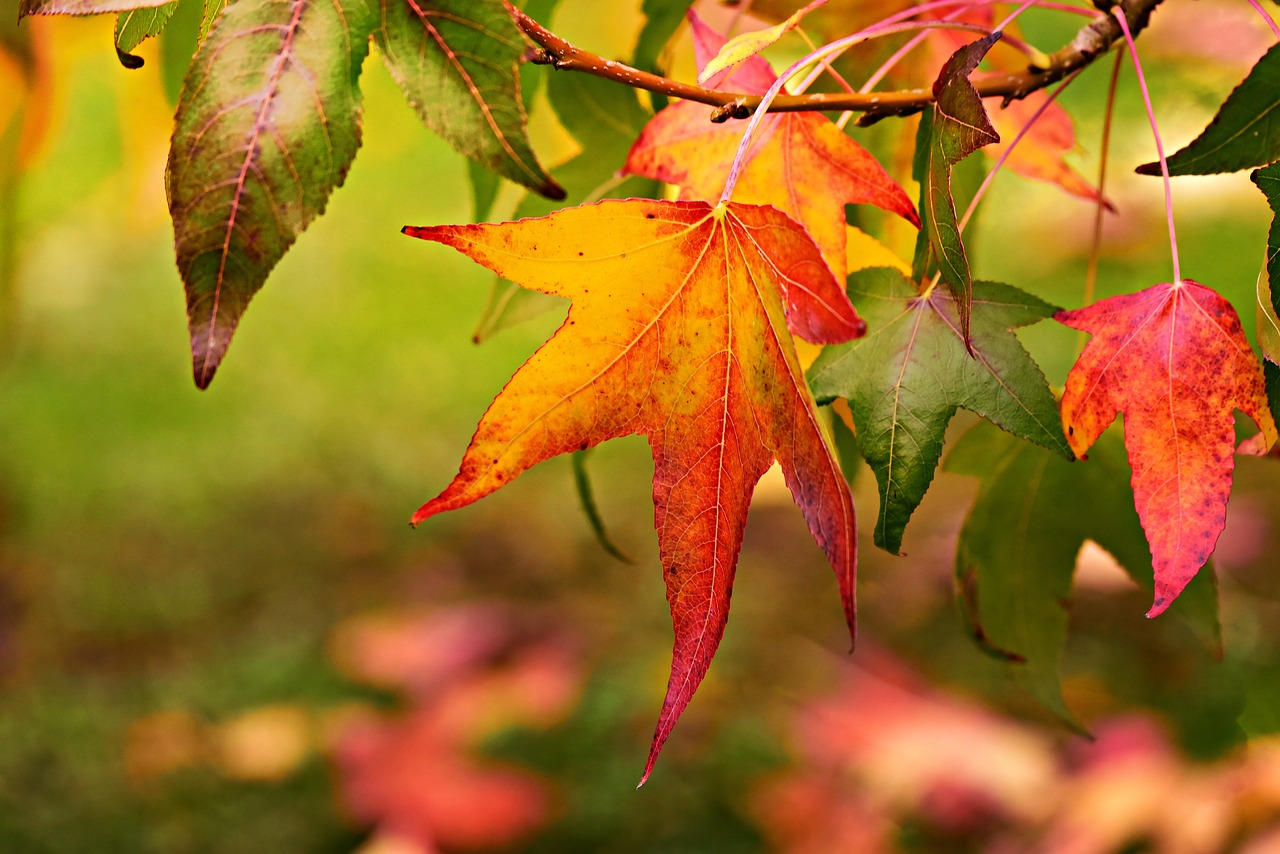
[404, 197, 858, 783]
[1056, 279, 1278, 616]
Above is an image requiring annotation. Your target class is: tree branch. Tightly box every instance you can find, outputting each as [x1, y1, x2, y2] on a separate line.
[511, 0, 1164, 125]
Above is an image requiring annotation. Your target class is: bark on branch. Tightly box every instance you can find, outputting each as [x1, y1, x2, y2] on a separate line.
[512, 0, 1164, 125]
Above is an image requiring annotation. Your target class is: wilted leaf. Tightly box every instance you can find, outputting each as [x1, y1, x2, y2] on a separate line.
[947, 423, 1220, 727]
[697, 0, 827, 84]
[18, 0, 170, 18]
[625, 12, 918, 282]
[914, 33, 1000, 345]
[808, 267, 1068, 554]
[404, 198, 858, 782]
[375, 0, 562, 198]
[168, 0, 372, 387]
[1057, 279, 1278, 615]
[1138, 43, 1280, 176]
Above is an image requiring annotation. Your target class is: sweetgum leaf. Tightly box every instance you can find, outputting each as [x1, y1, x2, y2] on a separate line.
[1253, 163, 1280, 423]
[1253, 163, 1280, 319]
[625, 12, 918, 284]
[947, 422, 1221, 728]
[168, 0, 373, 387]
[404, 198, 859, 782]
[19, 0, 170, 18]
[375, 0, 562, 199]
[807, 267, 1068, 554]
[114, 0, 178, 67]
[1138, 44, 1280, 176]
[913, 32, 1000, 346]
[1057, 280, 1278, 616]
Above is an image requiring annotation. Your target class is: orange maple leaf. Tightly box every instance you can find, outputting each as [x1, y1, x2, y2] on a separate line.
[623, 12, 919, 282]
[404, 198, 858, 782]
[1057, 279, 1278, 616]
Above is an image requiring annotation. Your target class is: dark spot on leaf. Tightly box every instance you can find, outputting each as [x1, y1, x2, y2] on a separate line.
[646, 213, 656, 219]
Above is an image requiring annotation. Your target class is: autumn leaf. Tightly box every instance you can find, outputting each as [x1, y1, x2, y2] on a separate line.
[624, 12, 918, 282]
[696, 0, 827, 84]
[375, 0, 562, 198]
[913, 32, 1000, 345]
[404, 198, 858, 782]
[168, 0, 373, 388]
[807, 267, 1068, 554]
[18, 0, 170, 18]
[947, 422, 1220, 728]
[1057, 279, 1278, 616]
[1137, 43, 1280, 176]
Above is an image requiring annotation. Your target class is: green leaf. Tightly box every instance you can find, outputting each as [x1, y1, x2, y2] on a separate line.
[375, 0, 563, 199]
[947, 423, 1221, 728]
[473, 71, 660, 341]
[1253, 164, 1280, 423]
[1139, 44, 1280, 176]
[19, 0, 170, 18]
[114, 0, 179, 67]
[198, 0, 228, 44]
[168, 0, 374, 388]
[807, 267, 1067, 554]
[913, 33, 1000, 344]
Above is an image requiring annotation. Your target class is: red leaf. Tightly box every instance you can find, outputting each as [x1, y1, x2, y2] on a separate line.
[405, 198, 857, 781]
[1057, 280, 1278, 615]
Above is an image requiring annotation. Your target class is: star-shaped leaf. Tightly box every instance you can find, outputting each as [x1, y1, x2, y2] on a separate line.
[623, 12, 918, 282]
[404, 198, 858, 783]
[1057, 279, 1279, 616]
[807, 267, 1068, 554]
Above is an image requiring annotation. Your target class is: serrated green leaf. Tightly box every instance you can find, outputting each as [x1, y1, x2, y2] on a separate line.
[913, 33, 1000, 344]
[947, 422, 1221, 728]
[168, 0, 374, 388]
[375, 0, 562, 199]
[19, 0, 170, 18]
[198, 0, 227, 43]
[807, 267, 1067, 553]
[114, 0, 178, 67]
[1253, 163, 1280, 426]
[473, 71, 660, 341]
[1139, 44, 1280, 176]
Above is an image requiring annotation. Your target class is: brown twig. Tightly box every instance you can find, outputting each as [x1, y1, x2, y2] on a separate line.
[511, 0, 1165, 124]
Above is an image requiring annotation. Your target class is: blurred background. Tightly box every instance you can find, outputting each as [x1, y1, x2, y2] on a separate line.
[4, 0, 1280, 851]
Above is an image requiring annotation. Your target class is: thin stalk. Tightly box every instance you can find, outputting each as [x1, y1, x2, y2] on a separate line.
[1082, 48, 1124, 317]
[958, 68, 1084, 233]
[1113, 8, 1179, 284]
[718, 19, 1004, 203]
[1246, 0, 1280, 40]
[511, 0, 1165, 123]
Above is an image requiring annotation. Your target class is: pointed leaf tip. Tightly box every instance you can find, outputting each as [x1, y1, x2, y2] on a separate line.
[1058, 279, 1278, 616]
[407, 198, 857, 776]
